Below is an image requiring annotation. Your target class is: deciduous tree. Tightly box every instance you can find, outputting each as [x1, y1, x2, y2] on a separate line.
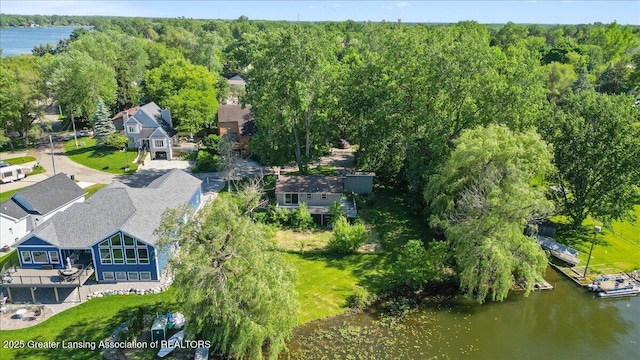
[156, 192, 298, 359]
[425, 125, 554, 303]
[540, 90, 640, 228]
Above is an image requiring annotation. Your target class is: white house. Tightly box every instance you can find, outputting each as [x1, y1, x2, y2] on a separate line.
[113, 102, 178, 160]
[0, 173, 85, 248]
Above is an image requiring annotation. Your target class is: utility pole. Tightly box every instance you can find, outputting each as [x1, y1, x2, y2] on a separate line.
[583, 226, 602, 278]
[49, 135, 56, 175]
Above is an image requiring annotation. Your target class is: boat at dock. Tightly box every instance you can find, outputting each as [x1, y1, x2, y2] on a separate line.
[597, 284, 640, 298]
[537, 235, 580, 266]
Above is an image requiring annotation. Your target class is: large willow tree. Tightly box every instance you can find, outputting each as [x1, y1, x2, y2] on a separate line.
[156, 192, 298, 359]
[425, 125, 554, 303]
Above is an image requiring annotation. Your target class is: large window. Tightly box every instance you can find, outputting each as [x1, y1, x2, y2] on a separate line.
[153, 139, 165, 148]
[112, 248, 124, 264]
[100, 248, 112, 264]
[285, 193, 299, 205]
[115, 272, 127, 281]
[127, 125, 138, 134]
[49, 251, 59, 263]
[111, 234, 122, 247]
[32, 251, 48, 263]
[138, 248, 149, 264]
[21, 251, 32, 263]
[126, 248, 137, 264]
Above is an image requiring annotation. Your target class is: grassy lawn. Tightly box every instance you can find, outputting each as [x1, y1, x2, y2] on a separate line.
[2, 156, 37, 165]
[285, 252, 391, 324]
[0, 249, 19, 269]
[275, 229, 332, 252]
[0, 188, 19, 203]
[0, 290, 177, 360]
[82, 183, 106, 199]
[554, 205, 640, 273]
[63, 138, 137, 175]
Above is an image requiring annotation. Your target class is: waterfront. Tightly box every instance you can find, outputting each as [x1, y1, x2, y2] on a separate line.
[287, 267, 640, 359]
[0, 27, 81, 57]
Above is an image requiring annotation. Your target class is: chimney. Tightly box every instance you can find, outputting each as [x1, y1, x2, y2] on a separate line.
[123, 111, 129, 121]
[161, 109, 172, 127]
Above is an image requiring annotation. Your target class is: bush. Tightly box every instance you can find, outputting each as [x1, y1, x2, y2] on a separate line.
[105, 132, 128, 149]
[203, 134, 221, 150]
[393, 240, 449, 289]
[194, 150, 221, 172]
[328, 216, 369, 253]
[347, 286, 375, 310]
[266, 206, 291, 226]
[292, 203, 314, 230]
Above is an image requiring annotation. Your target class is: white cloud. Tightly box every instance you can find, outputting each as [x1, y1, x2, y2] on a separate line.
[396, 1, 410, 7]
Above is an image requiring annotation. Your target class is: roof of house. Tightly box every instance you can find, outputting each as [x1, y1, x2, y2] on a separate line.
[217, 104, 255, 136]
[20, 169, 202, 249]
[111, 106, 140, 121]
[0, 173, 85, 219]
[118, 102, 177, 138]
[275, 176, 344, 194]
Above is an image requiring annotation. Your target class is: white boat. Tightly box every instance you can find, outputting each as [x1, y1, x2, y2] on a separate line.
[195, 346, 210, 360]
[157, 330, 185, 358]
[598, 284, 640, 298]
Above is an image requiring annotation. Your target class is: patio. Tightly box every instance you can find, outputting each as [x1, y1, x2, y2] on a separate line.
[1, 265, 94, 303]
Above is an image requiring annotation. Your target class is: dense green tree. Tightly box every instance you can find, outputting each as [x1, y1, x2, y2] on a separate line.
[144, 58, 219, 134]
[105, 132, 129, 149]
[48, 50, 117, 127]
[328, 216, 369, 254]
[597, 61, 631, 94]
[0, 56, 47, 147]
[245, 26, 339, 173]
[544, 62, 577, 102]
[92, 98, 115, 146]
[156, 192, 298, 359]
[425, 125, 554, 303]
[393, 240, 449, 289]
[540, 90, 640, 228]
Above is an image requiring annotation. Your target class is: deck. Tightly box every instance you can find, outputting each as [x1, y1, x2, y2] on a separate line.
[2, 266, 94, 288]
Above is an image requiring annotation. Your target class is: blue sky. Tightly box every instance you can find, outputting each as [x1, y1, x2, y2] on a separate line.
[1, 1, 638, 25]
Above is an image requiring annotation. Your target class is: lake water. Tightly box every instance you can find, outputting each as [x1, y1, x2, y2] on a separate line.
[287, 267, 640, 359]
[0, 27, 81, 57]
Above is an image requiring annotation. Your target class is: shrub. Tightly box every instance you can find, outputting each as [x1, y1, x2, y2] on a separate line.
[105, 132, 128, 149]
[194, 150, 221, 172]
[292, 202, 314, 230]
[203, 134, 221, 150]
[267, 206, 291, 226]
[328, 216, 369, 253]
[393, 240, 449, 289]
[347, 286, 375, 310]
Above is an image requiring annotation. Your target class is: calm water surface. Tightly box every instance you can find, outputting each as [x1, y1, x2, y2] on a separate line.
[288, 267, 640, 359]
[0, 27, 81, 57]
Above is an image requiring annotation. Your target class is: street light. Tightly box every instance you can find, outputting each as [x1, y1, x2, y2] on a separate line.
[583, 225, 602, 278]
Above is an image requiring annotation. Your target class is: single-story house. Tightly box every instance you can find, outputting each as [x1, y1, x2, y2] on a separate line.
[217, 104, 256, 157]
[112, 102, 178, 160]
[0, 173, 85, 248]
[13, 169, 202, 283]
[274, 173, 374, 223]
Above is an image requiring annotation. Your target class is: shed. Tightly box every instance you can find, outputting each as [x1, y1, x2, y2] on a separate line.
[344, 173, 375, 194]
[151, 316, 168, 341]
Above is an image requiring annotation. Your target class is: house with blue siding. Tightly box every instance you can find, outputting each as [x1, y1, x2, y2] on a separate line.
[13, 169, 202, 283]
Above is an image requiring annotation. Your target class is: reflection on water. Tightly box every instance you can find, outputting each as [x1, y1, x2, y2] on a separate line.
[287, 267, 640, 359]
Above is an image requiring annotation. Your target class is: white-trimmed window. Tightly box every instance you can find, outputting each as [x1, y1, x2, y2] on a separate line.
[21, 251, 32, 264]
[124, 235, 135, 247]
[102, 272, 115, 281]
[153, 139, 165, 148]
[126, 248, 137, 264]
[306, 194, 313, 200]
[112, 248, 125, 264]
[115, 272, 127, 281]
[100, 248, 112, 264]
[127, 125, 138, 134]
[111, 233, 122, 247]
[127, 272, 139, 281]
[49, 251, 59, 263]
[138, 248, 149, 264]
[32, 251, 48, 264]
[321, 194, 328, 200]
[99, 240, 109, 248]
[140, 272, 152, 281]
[285, 193, 299, 205]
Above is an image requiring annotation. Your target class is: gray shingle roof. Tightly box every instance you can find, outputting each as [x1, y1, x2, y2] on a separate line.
[0, 199, 28, 220]
[275, 176, 344, 194]
[3, 173, 85, 216]
[135, 102, 177, 138]
[22, 169, 201, 248]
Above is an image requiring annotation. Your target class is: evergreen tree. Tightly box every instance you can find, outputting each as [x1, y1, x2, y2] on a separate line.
[92, 98, 115, 146]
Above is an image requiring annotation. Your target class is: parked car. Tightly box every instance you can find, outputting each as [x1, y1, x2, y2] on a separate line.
[337, 139, 350, 149]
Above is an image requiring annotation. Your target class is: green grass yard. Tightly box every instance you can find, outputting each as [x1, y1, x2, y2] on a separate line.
[82, 183, 106, 199]
[0, 188, 19, 203]
[0, 290, 176, 360]
[554, 205, 640, 273]
[63, 138, 137, 175]
[2, 156, 37, 165]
